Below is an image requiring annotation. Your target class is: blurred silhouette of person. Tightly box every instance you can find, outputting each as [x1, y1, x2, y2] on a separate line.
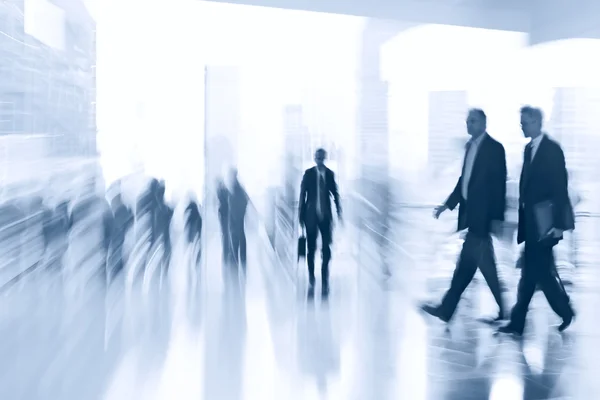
[42, 199, 70, 270]
[185, 199, 203, 244]
[228, 168, 249, 271]
[499, 106, 575, 336]
[69, 176, 113, 261]
[64, 175, 113, 332]
[108, 191, 133, 281]
[135, 178, 159, 243]
[185, 199, 203, 266]
[217, 178, 231, 263]
[299, 148, 342, 296]
[421, 109, 507, 323]
[153, 180, 173, 266]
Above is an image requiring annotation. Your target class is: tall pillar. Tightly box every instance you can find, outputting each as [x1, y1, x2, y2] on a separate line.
[275, 105, 306, 266]
[357, 20, 407, 233]
[427, 91, 468, 177]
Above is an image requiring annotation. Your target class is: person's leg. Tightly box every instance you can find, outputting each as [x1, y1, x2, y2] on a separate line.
[535, 245, 575, 331]
[239, 227, 247, 270]
[502, 246, 537, 334]
[476, 236, 505, 318]
[319, 219, 333, 290]
[306, 223, 318, 287]
[220, 218, 230, 263]
[435, 234, 479, 321]
[230, 228, 241, 267]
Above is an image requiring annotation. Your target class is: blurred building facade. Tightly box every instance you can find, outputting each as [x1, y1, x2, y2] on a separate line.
[427, 90, 468, 176]
[0, 0, 96, 158]
[551, 87, 600, 181]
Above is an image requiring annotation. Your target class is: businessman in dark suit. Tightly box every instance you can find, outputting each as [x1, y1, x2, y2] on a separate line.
[299, 148, 342, 295]
[498, 106, 575, 336]
[421, 109, 507, 323]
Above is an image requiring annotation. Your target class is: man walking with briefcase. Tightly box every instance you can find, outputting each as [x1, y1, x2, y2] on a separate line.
[299, 148, 342, 296]
[499, 106, 575, 336]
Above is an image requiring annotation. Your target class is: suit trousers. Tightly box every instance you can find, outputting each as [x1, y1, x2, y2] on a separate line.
[306, 217, 332, 286]
[508, 242, 573, 333]
[230, 220, 247, 269]
[219, 213, 231, 263]
[438, 232, 504, 321]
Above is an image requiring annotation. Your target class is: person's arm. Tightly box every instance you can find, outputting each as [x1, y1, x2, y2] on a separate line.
[329, 171, 342, 218]
[550, 144, 571, 233]
[444, 178, 462, 211]
[299, 172, 307, 225]
[489, 143, 507, 222]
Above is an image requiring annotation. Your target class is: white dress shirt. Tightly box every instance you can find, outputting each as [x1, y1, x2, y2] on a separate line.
[529, 133, 544, 161]
[462, 133, 487, 200]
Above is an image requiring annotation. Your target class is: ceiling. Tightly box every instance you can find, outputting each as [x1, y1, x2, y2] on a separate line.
[203, 0, 530, 31]
[203, 0, 600, 44]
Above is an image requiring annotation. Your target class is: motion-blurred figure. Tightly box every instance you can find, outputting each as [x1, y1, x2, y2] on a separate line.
[107, 190, 134, 282]
[135, 179, 159, 243]
[153, 180, 173, 267]
[185, 198, 203, 266]
[67, 176, 113, 285]
[499, 106, 575, 336]
[42, 199, 70, 270]
[63, 176, 113, 332]
[299, 148, 342, 296]
[217, 178, 231, 263]
[228, 169, 249, 271]
[422, 109, 507, 323]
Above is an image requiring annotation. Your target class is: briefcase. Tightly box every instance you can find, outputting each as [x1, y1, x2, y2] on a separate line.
[533, 200, 575, 241]
[533, 200, 554, 240]
[297, 232, 307, 262]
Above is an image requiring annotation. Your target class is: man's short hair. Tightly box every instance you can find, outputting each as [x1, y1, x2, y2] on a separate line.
[520, 105, 543, 122]
[315, 148, 327, 157]
[469, 108, 487, 123]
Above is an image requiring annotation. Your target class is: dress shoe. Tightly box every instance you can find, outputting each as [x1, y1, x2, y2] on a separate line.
[420, 304, 450, 323]
[558, 313, 574, 332]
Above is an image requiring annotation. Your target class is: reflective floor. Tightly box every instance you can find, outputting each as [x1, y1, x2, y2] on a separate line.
[2, 224, 600, 400]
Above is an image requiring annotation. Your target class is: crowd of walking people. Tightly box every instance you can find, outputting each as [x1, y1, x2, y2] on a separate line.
[0, 173, 204, 294]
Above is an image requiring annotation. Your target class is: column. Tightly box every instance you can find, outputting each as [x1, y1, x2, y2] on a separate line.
[357, 20, 405, 238]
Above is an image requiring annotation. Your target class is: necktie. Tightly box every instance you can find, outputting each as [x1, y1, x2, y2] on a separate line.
[523, 143, 532, 171]
[520, 144, 532, 201]
[317, 173, 326, 219]
[461, 140, 473, 200]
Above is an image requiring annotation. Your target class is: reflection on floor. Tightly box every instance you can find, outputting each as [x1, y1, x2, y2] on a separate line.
[1, 230, 600, 400]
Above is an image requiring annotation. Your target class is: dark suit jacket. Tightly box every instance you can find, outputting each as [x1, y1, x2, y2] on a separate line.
[185, 201, 202, 243]
[517, 135, 574, 244]
[229, 183, 249, 227]
[299, 166, 341, 227]
[445, 134, 507, 237]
